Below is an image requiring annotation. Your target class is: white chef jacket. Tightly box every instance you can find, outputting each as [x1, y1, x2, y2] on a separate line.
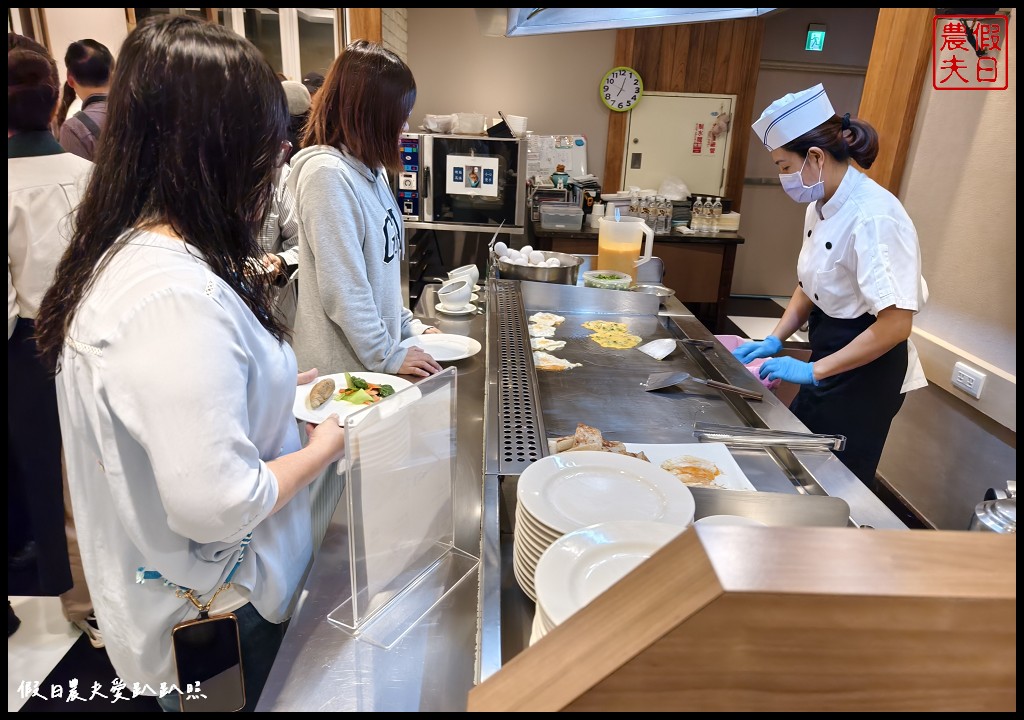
[796, 166, 928, 393]
[8, 150, 93, 337]
[56, 230, 313, 689]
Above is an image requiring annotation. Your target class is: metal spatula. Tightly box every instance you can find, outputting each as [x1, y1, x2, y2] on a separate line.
[641, 370, 763, 400]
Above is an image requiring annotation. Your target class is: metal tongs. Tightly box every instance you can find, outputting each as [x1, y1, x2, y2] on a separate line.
[642, 370, 763, 400]
[693, 421, 846, 451]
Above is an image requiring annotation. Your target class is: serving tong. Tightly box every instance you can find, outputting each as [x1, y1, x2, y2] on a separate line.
[641, 370, 763, 400]
[693, 421, 846, 451]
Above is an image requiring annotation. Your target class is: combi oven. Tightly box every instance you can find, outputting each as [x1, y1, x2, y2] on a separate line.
[396, 132, 527, 232]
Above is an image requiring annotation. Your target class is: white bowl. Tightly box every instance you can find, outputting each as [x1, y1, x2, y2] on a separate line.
[447, 264, 480, 287]
[504, 114, 528, 134]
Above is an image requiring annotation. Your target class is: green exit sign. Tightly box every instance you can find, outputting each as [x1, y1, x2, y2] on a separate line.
[806, 24, 826, 52]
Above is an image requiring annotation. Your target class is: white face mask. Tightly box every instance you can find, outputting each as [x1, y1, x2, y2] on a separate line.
[779, 154, 824, 203]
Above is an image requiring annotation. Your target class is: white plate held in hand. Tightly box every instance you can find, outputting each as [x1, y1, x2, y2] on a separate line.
[398, 333, 482, 362]
[293, 372, 417, 426]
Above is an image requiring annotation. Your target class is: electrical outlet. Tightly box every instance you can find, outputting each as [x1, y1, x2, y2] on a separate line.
[951, 361, 986, 399]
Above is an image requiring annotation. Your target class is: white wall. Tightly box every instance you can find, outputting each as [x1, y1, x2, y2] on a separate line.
[406, 8, 615, 179]
[900, 13, 1017, 376]
[43, 8, 128, 84]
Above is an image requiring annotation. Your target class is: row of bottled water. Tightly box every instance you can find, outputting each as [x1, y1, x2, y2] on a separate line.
[689, 195, 723, 234]
[626, 193, 673, 234]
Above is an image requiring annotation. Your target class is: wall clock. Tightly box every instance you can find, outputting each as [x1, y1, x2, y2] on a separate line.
[600, 66, 643, 112]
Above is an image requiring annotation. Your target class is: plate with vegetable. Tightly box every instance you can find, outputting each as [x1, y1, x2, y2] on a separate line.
[293, 371, 418, 426]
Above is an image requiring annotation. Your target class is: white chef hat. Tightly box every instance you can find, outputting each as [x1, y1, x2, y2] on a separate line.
[751, 83, 835, 151]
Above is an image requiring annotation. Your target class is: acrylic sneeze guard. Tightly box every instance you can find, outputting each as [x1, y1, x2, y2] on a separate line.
[327, 367, 479, 648]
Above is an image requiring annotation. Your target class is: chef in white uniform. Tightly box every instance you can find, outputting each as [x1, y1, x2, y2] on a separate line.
[734, 83, 927, 486]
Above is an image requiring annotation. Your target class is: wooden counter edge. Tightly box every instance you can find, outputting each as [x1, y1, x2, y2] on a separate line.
[467, 526, 1016, 712]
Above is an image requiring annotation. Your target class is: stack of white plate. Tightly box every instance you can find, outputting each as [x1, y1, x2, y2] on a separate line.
[514, 451, 696, 603]
[532, 520, 688, 639]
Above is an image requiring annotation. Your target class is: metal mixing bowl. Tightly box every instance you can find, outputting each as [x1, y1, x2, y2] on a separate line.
[631, 283, 676, 297]
[494, 251, 583, 285]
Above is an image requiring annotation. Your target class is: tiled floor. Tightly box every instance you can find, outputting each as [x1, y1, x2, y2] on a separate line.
[8, 595, 162, 712]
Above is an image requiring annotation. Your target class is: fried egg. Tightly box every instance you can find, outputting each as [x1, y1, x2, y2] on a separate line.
[533, 351, 582, 371]
[531, 337, 567, 351]
[528, 323, 557, 338]
[529, 312, 566, 326]
[661, 455, 723, 487]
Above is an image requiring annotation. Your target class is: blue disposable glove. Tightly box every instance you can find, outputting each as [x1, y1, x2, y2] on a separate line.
[759, 356, 819, 385]
[732, 334, 783, 364]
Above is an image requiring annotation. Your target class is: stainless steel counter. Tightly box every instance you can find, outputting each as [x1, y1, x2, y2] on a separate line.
[259, 275, 907, 710]
[256, 288, 487, 712]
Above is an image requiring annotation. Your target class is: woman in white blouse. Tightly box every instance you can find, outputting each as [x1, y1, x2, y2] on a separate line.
[35, 15, 345, 710]
[737, 84, 928, 486]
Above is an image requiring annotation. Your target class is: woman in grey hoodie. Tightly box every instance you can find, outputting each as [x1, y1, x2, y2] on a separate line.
[288, 40, 442, 377]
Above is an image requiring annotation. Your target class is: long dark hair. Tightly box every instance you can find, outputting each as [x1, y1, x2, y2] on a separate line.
[56, 38, 114, 128]
[302, 39, 415, 174]
[36, 15, 288, 368]
[784, 115, 880, 170]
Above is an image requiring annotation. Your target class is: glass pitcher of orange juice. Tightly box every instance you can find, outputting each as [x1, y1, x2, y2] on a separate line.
[596, 216, 654, 283]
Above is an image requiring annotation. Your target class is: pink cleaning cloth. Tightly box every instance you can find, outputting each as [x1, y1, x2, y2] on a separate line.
[715, 334, 783, 391]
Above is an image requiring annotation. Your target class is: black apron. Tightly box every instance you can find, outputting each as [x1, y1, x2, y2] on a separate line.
[789, 307, 908, 487]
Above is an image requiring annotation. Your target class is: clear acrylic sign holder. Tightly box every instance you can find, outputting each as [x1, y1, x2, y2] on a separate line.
[327, 367, 478, 648]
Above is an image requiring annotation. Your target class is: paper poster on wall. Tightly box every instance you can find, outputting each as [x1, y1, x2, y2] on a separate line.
[446, 155, 500, 197]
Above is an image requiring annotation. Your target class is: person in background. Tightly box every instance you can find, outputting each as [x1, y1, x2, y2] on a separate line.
[258, 160, 300, 331]
[301, 70, 324, 98]
[289, 40, 442, 377]
[736, 83, 928, 487]
[33, 15, 346, 709]
[57, 39, 113, 161]
[281, 79, 310, 161]
[7, 32, 60, 137]
[8, 43, 90, 640]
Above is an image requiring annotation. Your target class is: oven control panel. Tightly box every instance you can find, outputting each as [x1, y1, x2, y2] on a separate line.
[397, 137, 420, 218]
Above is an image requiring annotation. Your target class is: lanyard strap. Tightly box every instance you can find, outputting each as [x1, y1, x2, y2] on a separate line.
[136, 533, 252, 614]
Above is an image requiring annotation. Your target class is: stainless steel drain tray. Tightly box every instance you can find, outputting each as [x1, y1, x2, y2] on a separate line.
[690, 486, 853, 527]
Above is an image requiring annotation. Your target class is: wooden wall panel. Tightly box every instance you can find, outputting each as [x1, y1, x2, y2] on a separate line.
[859, 8, 934, 193]
[602, 18, 764, 206]
[346, 8, 382, 43]
[684, 23, 706, 90]
[603, 29, 636, 195]
[696, 23, 719, 93]
[635, 26, 664, 88]
[654, 27, 677, 90]
[667, 25, 690, 93]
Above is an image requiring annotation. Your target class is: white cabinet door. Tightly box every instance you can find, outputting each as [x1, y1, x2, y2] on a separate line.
[622, 92, 735, 197]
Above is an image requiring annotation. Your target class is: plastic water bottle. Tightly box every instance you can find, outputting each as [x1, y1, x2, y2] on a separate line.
[710, 196, 723, 234]
[701, 196, 714, 234]
[657, 196, 671, 234]
[690, 196, 705, 232]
